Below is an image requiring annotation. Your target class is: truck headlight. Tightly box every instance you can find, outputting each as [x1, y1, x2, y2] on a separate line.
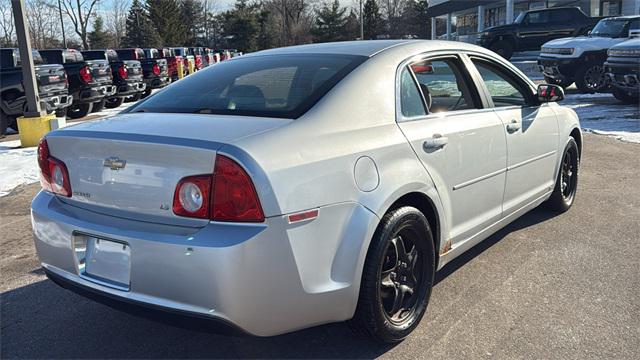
[608, 48, 640, 57]
[542, 47, 574, 55]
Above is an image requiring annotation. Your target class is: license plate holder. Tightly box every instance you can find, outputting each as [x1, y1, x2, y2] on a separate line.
[74, 234, 131, 290]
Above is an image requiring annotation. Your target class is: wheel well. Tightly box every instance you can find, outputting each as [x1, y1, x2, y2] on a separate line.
[570, 128, 582, 157]
[387, 192, 441, 262]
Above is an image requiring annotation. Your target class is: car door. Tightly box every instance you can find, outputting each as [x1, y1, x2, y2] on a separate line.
[467, 55, 559, 215]
[396, 54, 508, 246]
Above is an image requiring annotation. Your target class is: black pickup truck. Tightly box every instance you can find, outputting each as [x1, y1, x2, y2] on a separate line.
[478, 7, 604, 59]
[81, 49, 145, 109]
[39, 49, 116, 118]
[1, 48, 72, 136]
[117, 48, 169, 99]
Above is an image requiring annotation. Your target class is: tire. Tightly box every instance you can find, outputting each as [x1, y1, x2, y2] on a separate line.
[612, 88, 640, 105]
[546, 138, 579, 212]
[67, 103, 92, 119]
[544, 76, 573, 89]
[91, 99, 106, 113]
[349, 206, 435, 343]
[575, 61, 607, 93]
[0, 110, 8, 137]
[105, 97, 124, 109]
[55, 108, 67, 118]
[490, 40, 514, 60]
[126, 93, 142, 103]
[140, 87, 152, 99]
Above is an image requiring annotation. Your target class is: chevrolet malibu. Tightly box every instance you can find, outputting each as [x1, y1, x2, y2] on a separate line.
[32, 40, 581, 343]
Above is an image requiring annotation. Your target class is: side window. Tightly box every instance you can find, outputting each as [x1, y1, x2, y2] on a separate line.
[526, 11, 548, 25]
[400, 67, 427, 118]
[549, 10, 570, 23]
[471, 59, 530, 107]
[410, 58, 476, 113]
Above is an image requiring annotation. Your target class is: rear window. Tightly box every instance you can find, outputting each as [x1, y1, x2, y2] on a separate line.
[128, 54, 366, 119]
[117, 49, 145, 60]
[81, 51, 108, 60]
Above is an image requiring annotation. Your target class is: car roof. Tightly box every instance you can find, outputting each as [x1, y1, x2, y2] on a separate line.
[603, 15, 640, 20]
[244, 40, 488, 58]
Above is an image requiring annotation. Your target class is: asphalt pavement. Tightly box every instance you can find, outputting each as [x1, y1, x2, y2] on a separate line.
[1, 133, 639, 359]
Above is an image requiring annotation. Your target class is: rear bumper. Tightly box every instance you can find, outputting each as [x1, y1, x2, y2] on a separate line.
[41, 94, 73, 112]
[113, 81, 146, 97]
[31, 191, 377, 336]
[144, 76, 170, 89]
[75, 85, 117, 104]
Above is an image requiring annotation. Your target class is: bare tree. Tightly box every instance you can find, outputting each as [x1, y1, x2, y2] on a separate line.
[27, 0, 64, 48]
[381, 0, 406, 36]
[0, 0, 16, 46]
[61, 0, 101, 49]
[103, 0, 129, 48]
[267, 0, 314, 47]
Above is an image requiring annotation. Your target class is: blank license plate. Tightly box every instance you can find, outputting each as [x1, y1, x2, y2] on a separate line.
[82, 236, 131, 289]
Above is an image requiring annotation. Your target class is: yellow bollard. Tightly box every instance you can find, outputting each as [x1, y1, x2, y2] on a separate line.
[17, 113, 55, 147]
[188, 58, 195, 75]
[177, 60, 184, 79]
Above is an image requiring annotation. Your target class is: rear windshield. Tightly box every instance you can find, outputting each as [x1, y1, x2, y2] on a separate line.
[81, 51, 108, 60]
[128, 54, 366, 119]
[117, 49, 145, 60]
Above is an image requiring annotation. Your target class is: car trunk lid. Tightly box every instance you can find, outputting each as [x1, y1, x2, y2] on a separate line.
[35, 64, 67, 93]
[45, 113, 290, 227]
[85, 59, 112, 86]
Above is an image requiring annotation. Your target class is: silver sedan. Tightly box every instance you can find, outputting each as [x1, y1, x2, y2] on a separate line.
[31, 40, 581, 343]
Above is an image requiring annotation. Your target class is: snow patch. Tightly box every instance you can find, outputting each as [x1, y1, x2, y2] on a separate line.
[0, 140, 39, 197]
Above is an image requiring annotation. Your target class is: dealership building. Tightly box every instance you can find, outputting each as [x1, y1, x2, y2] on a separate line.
[428, 0, 640, 43]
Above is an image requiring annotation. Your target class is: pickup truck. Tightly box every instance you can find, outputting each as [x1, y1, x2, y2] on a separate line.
[538, 16, 640, 93]
[188, 47, 205, 70]
[605, 30, 640, 104]
[39, 49, 115, 118]
[155, 48, 182, 82]
[203, 48, 219, 67]
[1, 48, 72, 136]
[171, 47, 193, 75]
[478, 7, 604, 59]
[117, 48, 169, 99]
[81, 49, 146, 109]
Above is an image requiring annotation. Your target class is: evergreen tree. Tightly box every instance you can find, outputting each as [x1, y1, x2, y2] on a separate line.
[88, 16, 111, 49]
[220, 0, 260, 52]
[399, 0, 430, 39]
[148, 0, 186, 46]
[123, 0, 162, 47]
[180, 0, 204, 46]
[311, 0, 347, 43]
[343, 9, 360, 40]
[363, 0, 383, 40]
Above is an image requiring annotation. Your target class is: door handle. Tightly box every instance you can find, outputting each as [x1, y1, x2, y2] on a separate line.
[506, 119, 520, 133]
[423, 135, 448, 151]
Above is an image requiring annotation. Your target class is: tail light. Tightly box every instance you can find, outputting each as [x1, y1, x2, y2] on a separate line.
[118, 64, 128, 79]
[79, 66, 92, 83]
[172, 155, 264, 222]
[195, 56, 202, 68]
[152, 63, 160, 76]
[37, 139, 71, 197]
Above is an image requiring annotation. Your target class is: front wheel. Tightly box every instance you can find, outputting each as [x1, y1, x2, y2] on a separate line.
[575, 62, 607, 93]
[349, 206, 435, 343]
[546, 138, 579, 212]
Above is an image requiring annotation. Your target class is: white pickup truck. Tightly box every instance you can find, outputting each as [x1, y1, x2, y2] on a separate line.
[537, 16, 640, 93]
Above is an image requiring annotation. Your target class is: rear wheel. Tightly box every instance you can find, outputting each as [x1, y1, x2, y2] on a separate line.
[55, 108, 67, 118]
[350, 206, 435, 343]
[490, 40, 514, 60]
[612, 88, 639, 105]
[546, 138, 579, 212]
[575, 62, 607, 93]
[105, 97, 124, 109]
[67, 103, 92, 119]
[91, 99, 106, 113]
[140, 87, 152, 99]
[544, 76, 573, 89]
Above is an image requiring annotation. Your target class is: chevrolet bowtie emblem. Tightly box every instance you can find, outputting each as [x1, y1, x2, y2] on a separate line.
[103, 157, 126, 170]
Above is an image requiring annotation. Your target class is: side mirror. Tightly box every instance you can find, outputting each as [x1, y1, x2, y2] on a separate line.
[537, 84, 564, 103]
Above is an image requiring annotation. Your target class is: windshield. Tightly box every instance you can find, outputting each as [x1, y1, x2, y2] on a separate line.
[514, 12, 525, 24]
[128, 54, 366, 119]
[591, 19, 630, 38]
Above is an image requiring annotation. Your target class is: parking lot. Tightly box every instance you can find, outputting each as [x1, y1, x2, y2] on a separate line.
[1, 133, 638, 359]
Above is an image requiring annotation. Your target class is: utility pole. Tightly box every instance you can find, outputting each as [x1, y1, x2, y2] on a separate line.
[57, 0, 66, 47]
[11, 0, 43, 117]
[360, 0, 364, 40]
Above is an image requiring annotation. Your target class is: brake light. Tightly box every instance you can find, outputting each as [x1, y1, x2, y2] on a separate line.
[79, 66, 92, 83]
[195, 56, 202, 67]
[152, 63, 160, 75]
[172, 155, 264, 222]
[118, 64, 128, 79]
[37, 139, 71, 197]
